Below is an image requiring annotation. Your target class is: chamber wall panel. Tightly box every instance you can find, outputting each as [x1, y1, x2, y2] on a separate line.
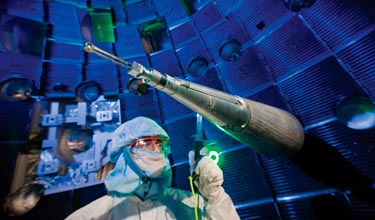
[5, 0, 44, 22]
[169, 21, 199, 49]
[278, 193, 353, 220]
[337, 31, 375, 98]
[232, 0, 289, 39]
[221, 147, 275, 203]
[125, 1, 157, 25]
[175, 39, 212, 75]
[43, 62, 82, 96]
[120, 90, 162, 124]
[191, 2, 224, 32]
[46, 40, 84, 62]
[114, 26, 146, 57]
[247, 86, 292, 113]
[236, 202, 280, 220]
[216, 46, 273, 96]
[307, 121, 375, 180]
[154, 0, 189, 26]
[301, 0, 375, 50]
[163, 115, 197, 164]
[201, 16, 251, 61]
[278, 57, 366, 127]
[0, 53, 43, 81]
[149, 49, 184, 78]
[85, 62, 118, 95]
[48, 2, 83, 43]
[259, 154, 330, 197]
[256, 16, 328, 80]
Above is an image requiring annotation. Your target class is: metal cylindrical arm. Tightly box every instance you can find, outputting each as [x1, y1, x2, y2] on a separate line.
[84, 42, 305, 158]
[129, 61, 304, 158]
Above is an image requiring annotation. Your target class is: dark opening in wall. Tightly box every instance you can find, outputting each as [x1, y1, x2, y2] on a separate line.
[180, 0, 209, 15]
[0, 14, 46, 56]
[138, 18, 171, 54]
[81, 8, 115, 43]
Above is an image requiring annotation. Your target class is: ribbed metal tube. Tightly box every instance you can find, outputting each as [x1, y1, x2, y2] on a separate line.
[129, 62, 305, 158]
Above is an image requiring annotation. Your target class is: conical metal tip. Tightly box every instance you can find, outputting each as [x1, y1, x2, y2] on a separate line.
[84, 42, 93, 52]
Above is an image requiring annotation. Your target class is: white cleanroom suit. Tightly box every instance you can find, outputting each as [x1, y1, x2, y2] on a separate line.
[65, 116, 240, 220]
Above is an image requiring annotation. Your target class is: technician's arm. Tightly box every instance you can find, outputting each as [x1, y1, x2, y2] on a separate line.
[191, 154, 240, 220]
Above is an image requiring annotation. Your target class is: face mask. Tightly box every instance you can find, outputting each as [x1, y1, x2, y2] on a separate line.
[130, 148, 169, 178]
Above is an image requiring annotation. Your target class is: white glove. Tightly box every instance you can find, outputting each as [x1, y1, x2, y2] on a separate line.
[188, 147, 208, 173]
[188, 148, 223, 201]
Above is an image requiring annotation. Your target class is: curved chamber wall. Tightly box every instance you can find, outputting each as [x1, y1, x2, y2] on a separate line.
[0, 0, 375, 219]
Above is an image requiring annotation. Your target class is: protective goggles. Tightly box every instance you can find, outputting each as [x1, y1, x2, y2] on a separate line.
[130, 137, 170, 153]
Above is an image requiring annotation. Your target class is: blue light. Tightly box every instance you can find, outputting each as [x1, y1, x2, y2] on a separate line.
[334, 96, 375, 130]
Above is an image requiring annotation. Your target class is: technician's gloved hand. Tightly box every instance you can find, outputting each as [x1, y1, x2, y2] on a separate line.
[188, 148, 223, 202]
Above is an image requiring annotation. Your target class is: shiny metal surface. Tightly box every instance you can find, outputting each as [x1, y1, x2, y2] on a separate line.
[84, 42, 305, 158]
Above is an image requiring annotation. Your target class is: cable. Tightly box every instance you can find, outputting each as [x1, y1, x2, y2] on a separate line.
[189, 175, 199, 220]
